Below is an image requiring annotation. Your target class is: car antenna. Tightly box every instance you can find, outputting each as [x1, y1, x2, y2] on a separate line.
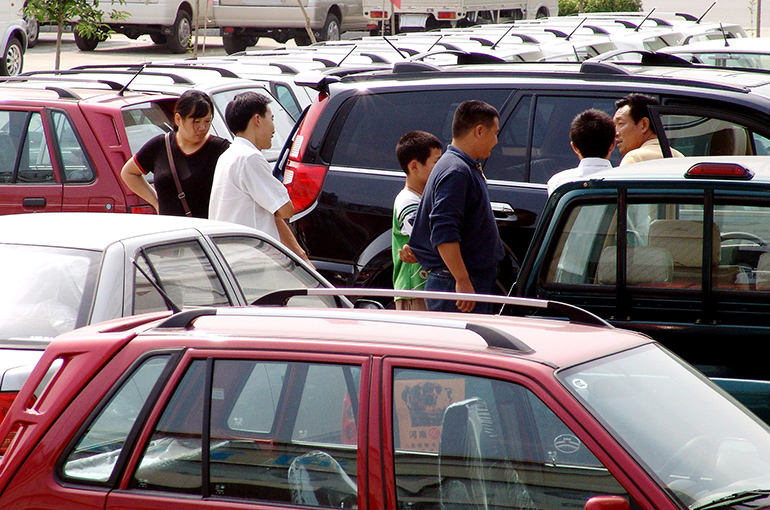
[118, 63, 147, 96]
[131, 257, 182, 313]
[564, 17, 586, 41]
[634, 7, 655, 31]
[720, 22, 730, 47]
[381, 37, 408, 59]
[491, 25, 517, 49]
[697, 1, 716, 23]
[427, 34, 445, 52]
[336, 45, 359, 66]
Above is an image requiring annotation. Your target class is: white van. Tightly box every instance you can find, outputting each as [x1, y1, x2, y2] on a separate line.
[1, 0, 26, 75]
[70, 0, 206, 53]
[213, 0, 370, 53]
[363, 0, 556, 32]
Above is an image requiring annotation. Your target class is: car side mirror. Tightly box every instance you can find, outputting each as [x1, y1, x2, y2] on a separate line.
[585, 496, 630, 510]
[354, 299, 384, 309]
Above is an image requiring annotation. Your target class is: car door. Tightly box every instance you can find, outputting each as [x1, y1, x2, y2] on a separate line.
[0, 108, 63, 214]
[381, 358, 665, 510]
[98, 350, 370, 510]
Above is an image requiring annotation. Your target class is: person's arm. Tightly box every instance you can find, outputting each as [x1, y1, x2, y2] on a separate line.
[121, 157, 159, 212]
[436, 242, 476, 312]
[274, 200, 295, 220]
[275, 216, 312, 265]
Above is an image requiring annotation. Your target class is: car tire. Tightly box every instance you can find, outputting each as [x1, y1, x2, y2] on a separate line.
[167, 9, 192, 53]
[73, 28, 103, 51]
[150, 33, 168, 45]
[1, 37, 24, 76]
[25, 15, 39, 48]
[321, 13, 341, 41]
[223, 32, 250, 54]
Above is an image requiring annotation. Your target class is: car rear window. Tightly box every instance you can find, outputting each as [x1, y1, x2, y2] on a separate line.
[0, 244, 101, 340]
[121, 101, 174, 154]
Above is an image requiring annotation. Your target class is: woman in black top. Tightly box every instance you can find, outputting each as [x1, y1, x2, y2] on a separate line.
[121, 90, 231, 218]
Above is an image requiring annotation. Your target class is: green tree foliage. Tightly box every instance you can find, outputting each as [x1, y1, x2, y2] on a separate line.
[559, 0, 643, 16]
[23, 0, 128, 69]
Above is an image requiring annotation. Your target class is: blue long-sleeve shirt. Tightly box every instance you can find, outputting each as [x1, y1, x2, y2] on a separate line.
[410, 145, 504, 272]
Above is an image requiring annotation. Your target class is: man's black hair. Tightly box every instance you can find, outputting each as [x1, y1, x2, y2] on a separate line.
[395, 131, 443, 174]
[571, 109, 616, 158]
[614, 93, 660, 135]
[225, 92, 271, 134]
[452, 100, 499, 138]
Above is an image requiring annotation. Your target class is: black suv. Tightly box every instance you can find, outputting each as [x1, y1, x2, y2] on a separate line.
[279, 58, 770, 290]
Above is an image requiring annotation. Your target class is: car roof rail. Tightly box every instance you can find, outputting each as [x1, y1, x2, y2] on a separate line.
[409, 50, 507, 66]
[1, 75, 124, 94]
[676, 12, 698, 21]
[154, 306, 535, 353]
[251, 288, 611, 328]
[393, 60, 442, 73]
[581, 49, 693, 69]
[72, 63, 241, 79]
[24, 69, 196, 85]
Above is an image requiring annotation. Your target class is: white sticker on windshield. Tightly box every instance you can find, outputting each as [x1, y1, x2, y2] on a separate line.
[572, 378, 588, 390]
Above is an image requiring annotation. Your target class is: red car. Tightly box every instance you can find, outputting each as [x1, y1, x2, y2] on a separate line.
[1, 294, 769, 510]
[0, 82, 178, 214]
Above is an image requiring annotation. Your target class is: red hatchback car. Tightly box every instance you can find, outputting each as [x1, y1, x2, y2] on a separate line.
[1, 296, 769, 510]
[0, 82, 177, 214]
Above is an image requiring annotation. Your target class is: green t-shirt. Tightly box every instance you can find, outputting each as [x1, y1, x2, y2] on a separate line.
[392, 188, 427, 299]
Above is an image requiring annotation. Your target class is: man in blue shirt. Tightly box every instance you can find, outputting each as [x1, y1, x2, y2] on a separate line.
[409, 100, 504, 313]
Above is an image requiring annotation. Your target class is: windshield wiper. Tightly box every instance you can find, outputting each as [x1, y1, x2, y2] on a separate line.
[693, 490, 770, 510]
[131, 255, 181, 314]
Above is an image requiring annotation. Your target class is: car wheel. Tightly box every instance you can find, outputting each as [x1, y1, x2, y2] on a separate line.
[1, 37, 24, 76]
[73, 28, 103, 51]
[321, 13, 341, 41]
[167, 9, 192, 53]
[223, 32, 249, 54]
[25, 15, 39, 48]
[150, 33, 168, 45]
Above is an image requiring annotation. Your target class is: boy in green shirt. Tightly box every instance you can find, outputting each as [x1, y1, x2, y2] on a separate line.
[392, 131, 443, 310]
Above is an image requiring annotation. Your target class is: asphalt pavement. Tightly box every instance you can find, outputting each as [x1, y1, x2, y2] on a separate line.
[23, 29, 287, 73]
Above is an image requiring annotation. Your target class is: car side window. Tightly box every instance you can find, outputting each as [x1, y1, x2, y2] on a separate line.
[657, 110, 770, 157]
[0, 110, 53, 184]
[484, 95, 620, 184]
[133, 240, 231, 314]
[327, 90, 511, 171]
[121, 101, 174, 154]
[212, 235, 337, 307]
[392, 368, 633, 510]
[51, 110, 95, 183]
[60, 354, 173, 484]
[131, 359, 361, 507]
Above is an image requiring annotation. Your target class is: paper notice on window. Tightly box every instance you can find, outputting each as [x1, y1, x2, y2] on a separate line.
[393, 379, 465, 453]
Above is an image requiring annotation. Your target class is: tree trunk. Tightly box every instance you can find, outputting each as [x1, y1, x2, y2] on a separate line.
[55, 20, 63, 70]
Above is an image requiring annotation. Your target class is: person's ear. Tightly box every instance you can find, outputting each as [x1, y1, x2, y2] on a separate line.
[606, 140, 616, 159]
[570, 141, 581, 157]
[639, 117, 650, 133]
[475, 124, 485, 138]
[174, 112, 182, 127]
[407, 159, 419, 175]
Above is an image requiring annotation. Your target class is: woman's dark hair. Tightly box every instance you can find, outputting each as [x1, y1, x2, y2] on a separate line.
[175, 90, 214, 123]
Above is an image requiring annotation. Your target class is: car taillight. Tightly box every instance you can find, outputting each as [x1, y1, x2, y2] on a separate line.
[369, 10, 388, 18]
[0, 392, 16, 423]
[283, 95, 330, 214]
[128, 204, 158, 214]
[685, 163, 754, 180]
[437, 11, 457, 19]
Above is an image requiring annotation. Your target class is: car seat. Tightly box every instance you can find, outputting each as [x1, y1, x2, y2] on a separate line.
[438, 397, 535, 510]
[596, 246, 674, 286]
[288, 450, 357, 508]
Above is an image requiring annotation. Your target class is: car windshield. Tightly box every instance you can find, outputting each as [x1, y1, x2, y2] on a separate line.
[0, 244, 101, 341]
[559, 344, 770, 509]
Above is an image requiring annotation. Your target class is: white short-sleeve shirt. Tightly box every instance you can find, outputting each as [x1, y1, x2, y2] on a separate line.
[209, 136, 290, 240]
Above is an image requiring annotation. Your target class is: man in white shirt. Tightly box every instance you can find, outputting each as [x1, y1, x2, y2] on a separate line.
[210, 92, 309, 262]
[547, 109, 615, 195]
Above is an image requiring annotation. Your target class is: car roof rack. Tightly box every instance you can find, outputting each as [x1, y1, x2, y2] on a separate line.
[0, 76, 126, 94]
[23, 69, 196, 85]
[71, 63, 241, 79]
[156, 306, 536, 352]
[251, 288, 611, 328]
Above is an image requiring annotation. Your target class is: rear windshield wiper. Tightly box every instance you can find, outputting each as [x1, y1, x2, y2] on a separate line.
[131, 254, 181, 314]
[693, 489, 770, 510]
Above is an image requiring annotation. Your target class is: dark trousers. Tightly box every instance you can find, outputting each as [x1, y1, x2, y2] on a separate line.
[424, 266, 498, 314]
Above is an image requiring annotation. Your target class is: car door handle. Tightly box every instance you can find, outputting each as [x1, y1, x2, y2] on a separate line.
[23, 198, 47, 209]
[491, 202, 516, 220]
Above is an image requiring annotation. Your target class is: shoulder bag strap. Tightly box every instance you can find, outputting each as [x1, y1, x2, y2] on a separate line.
[165, 132, 192, 217]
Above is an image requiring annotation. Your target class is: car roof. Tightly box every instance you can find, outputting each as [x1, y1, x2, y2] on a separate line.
[0, 80, 178, 105]
[0, 213, 263, 251]
[580, 155, 770, 186]
[661, 37, 770, 54]
[59, 306, 653, 371]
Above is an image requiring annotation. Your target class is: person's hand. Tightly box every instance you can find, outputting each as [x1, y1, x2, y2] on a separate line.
[454, 278, 476, 312]
[399, 244, 418, 264]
